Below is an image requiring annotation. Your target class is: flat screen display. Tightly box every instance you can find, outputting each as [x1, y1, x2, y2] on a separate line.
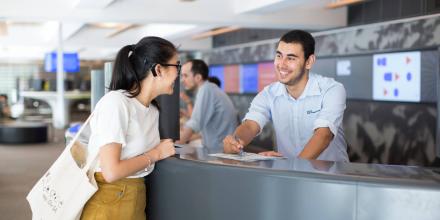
[258, 62, 276, 92]
[224, 65, 240, 93]
[373, 51, 421, 102]
[209, 65, 225, 90]
[44, 52, 80, 73]
[240, 64, 258, 93]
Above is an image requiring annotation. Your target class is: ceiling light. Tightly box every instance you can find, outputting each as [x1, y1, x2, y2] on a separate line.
[326, 0, 367, 9]
[106, 24, 138, 38]
[192, 26, 240, 40]
[74, 0, 117, 9]
[140, 24, 197, 38]
[89, 22, 128, 29]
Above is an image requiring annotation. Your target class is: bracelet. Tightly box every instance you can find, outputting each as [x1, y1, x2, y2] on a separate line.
[142, 152, 153, 168]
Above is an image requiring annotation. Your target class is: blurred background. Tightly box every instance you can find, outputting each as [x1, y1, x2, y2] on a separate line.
[1, 0, 440, 219]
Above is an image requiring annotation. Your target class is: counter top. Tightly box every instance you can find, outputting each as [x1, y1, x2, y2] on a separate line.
[175, 146, 440, 189]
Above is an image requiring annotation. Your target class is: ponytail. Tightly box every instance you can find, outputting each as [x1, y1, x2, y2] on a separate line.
[109, 37, 177, 109]
[109, 45, 140, 94]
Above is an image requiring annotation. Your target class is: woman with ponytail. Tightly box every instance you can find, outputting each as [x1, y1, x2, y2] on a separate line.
[80, 36, 179, 220]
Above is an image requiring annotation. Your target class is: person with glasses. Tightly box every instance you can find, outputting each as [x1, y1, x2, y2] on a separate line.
[81, 36, 177, 220]
[177, 59, 238, 152]
[223, 30, 349, 162]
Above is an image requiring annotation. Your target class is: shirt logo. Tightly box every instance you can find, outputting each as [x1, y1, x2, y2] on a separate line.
[306, 109, 321, 114]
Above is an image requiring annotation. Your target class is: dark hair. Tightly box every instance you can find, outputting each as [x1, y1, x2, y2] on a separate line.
[208, 76, 221, 88]
[187, 59, 209, 80]
[109, 36, 177, 108]
[279, 30, 315, 60]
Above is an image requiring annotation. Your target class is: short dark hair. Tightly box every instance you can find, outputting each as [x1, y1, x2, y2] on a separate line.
[208, 76, 221, 88]
[187, 59, 209, 80]
[279, 30, 315, 60]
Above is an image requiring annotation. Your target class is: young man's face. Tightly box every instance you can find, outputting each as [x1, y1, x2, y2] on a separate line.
[181, 62, 197, 90]
[274, 41, 312, 86]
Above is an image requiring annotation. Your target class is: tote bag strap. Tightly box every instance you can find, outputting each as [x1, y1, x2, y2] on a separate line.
[66, 110, 100, 173]
[66, 110, 95, 151]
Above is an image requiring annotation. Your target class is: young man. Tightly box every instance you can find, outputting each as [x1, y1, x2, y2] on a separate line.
[223, 30, 349, 162]
[177, 59, 238, 152]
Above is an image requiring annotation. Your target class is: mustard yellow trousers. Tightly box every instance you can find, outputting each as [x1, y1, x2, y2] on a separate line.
[80, 173, 146, 220]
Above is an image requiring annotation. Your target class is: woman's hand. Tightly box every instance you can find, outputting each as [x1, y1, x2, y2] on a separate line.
[151, 139, 175, 162]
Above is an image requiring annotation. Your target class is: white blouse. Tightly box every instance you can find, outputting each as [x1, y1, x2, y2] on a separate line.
[88, 90, 160, 178]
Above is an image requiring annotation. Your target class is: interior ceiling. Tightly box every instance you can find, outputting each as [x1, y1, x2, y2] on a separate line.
[0, 0, 347, 61]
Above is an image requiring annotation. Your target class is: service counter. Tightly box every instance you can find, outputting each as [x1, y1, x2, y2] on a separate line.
[147, 147, 440, 220]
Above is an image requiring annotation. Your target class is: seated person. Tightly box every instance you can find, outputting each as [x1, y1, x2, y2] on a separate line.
[177, 59, 238, 152]
[0, 94, 11, 119]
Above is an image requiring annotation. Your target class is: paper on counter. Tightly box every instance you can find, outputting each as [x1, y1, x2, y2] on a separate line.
[209, 152, 286, 162]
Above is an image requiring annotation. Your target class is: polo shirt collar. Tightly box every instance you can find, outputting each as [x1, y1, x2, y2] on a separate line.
[274, 73, 322, 100]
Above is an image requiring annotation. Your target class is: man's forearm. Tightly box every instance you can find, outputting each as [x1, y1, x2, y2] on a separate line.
[298, 128, 333, 160]
[234, 120, 260, 147]
[176, 127, 194, 144]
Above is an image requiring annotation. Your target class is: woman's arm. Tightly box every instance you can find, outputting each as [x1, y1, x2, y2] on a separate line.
[99, 139, 175, 183]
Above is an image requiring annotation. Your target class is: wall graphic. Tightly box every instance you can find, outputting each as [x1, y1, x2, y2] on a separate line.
[373, 51, 421, 102]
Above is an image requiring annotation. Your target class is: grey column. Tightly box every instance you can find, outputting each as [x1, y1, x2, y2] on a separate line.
[55, 22, 66, 129]
[104, 62, 113, 94]
[91, 69, 104, 111]
[157, 76, 180, 141]
[437, 46, 440, 158]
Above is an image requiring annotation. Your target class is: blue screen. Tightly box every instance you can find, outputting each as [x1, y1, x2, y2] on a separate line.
[209, 66, 225, 90]
[241, 64, 258, 93]
[45, 52, 80, 73]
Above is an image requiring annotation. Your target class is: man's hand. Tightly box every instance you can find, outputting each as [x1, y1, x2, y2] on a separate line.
[258, 151, 283, 157]
[223, 135, 244, 154]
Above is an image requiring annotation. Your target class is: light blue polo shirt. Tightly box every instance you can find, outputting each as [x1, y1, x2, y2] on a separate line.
[243, 73, 349, 162]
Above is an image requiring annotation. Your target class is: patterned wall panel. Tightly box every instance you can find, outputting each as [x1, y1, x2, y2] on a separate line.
[344, 100, 437, 166]
[315, 15, 440, 56]
[205, 42, 277, 65]
[205, 15, 440, 64]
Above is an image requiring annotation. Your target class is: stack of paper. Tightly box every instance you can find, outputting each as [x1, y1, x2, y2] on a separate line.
[209, 152, 286, 162]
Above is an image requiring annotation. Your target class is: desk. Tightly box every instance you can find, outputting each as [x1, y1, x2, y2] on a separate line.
[147, 147, 440, 220]
[21, 91, 90, 128]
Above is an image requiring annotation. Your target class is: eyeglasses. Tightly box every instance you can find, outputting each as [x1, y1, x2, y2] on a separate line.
[149, 63, 181, 76]
[160, 63, 181, 75]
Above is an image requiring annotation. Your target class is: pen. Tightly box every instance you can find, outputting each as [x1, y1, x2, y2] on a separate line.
[233, 134, 244, 157]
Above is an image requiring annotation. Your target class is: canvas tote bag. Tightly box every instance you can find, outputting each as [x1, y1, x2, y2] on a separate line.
[27, 112, 99, 220]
